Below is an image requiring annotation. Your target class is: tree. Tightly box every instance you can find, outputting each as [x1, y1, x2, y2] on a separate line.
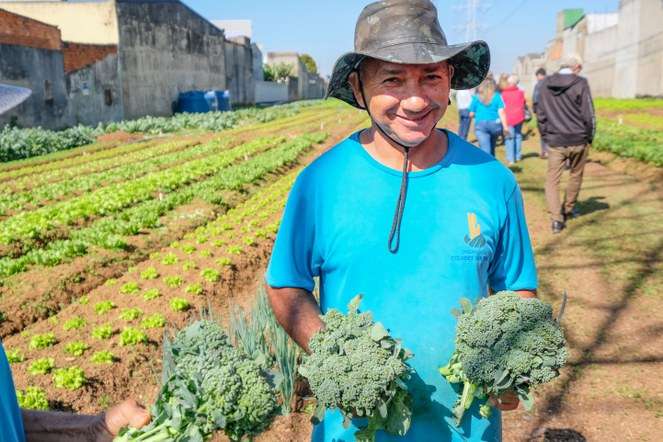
[299, 54, 318, 75]
[263, 62, 294, 82]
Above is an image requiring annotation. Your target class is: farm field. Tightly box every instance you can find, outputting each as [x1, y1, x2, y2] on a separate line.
[1, 98, 662, 442]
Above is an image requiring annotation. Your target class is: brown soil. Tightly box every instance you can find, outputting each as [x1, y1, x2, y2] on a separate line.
[95, 131, 145, 144]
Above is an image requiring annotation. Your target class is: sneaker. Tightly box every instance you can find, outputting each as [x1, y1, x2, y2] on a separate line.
[552, 221, 565, 234]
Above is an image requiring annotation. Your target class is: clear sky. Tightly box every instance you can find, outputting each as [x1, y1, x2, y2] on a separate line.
[186, 0, 619, 78]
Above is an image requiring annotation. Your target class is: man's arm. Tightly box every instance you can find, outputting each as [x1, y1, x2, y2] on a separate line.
[267, 286, 324, 353]
[580, 79, 596, 144]
[22, 399, 150, 442]
[515, 289, 537, 299]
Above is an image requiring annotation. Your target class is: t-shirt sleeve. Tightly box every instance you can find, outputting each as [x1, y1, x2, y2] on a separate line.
[488, 184, 538, 291]
[495, 94, 505, 110]
[265, 172, 320, 292]
[468, 95, 477, 113]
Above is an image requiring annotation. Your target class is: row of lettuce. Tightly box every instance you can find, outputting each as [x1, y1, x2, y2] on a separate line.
[0, 101, 319, 163]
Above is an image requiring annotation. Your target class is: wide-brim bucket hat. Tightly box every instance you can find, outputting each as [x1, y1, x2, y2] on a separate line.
[327, 0, 491, 108]
[0, 84, 32, 115]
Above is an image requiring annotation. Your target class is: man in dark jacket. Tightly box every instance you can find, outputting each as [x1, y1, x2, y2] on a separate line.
[532, 67, 547, 158]
[537, 55, 595, 233]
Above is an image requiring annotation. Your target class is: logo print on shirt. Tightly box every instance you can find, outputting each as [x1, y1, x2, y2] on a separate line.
[464, 212, 487, 248]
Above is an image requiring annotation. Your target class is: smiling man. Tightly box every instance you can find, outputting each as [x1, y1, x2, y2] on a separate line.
[266, 1, 537, 441]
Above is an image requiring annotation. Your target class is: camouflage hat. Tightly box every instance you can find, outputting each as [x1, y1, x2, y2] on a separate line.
[0, 84, 31, 115]
[327, 0, 491, 108]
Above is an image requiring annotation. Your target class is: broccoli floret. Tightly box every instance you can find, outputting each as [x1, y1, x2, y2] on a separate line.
[440, 291, 567, 426]
[299, 295, 413, 442]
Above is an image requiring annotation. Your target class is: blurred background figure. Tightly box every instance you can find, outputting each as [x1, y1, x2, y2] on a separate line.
[469, 77, 508, 156]
[532, 67, 548, 158]
[501, 74, 526, 165]
[455, 88, 474, 140]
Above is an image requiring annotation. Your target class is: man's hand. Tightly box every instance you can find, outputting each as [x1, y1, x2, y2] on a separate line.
[103, 399, 151, 436]
[489, 390, 519, 411]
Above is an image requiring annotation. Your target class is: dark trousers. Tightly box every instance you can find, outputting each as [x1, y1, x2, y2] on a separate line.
[458, 109, 471, 140]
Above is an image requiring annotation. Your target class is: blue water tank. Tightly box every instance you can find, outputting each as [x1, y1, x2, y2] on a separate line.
[204, 90, 218, 111]
[215, 90, 232, 112]
[176, 91, 209, 113]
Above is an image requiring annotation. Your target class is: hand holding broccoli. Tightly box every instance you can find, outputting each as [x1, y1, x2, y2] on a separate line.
[298, 295, 413, 442]
[440, 291, 568, 426]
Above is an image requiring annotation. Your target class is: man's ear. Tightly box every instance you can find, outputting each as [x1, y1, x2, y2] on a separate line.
[448, 64, 455, 81]
[348, 72, 366, 109]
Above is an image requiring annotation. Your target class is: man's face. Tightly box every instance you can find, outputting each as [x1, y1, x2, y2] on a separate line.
[349, 58, 453, 147]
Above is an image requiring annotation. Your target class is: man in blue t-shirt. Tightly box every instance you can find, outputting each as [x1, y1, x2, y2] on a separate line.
[266, 1, 538, 441]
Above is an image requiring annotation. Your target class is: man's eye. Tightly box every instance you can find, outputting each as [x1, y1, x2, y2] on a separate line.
[426, 74, 442, 81]
[383, 78, 400, 85]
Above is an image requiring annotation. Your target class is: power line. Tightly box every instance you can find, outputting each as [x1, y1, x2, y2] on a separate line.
[484, 0, 527, 31]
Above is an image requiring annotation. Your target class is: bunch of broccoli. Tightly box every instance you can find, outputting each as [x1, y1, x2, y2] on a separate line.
[298, 295, 413, 442]
[439, 291, 568, 427]
[114, 320, 276, 441]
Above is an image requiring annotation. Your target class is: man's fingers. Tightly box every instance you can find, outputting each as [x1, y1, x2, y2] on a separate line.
[104, 399, 151, 435]
[489, 392, 520, 411]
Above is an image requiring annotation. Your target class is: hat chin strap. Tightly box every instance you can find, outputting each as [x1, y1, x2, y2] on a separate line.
[356, 71, 435, 254]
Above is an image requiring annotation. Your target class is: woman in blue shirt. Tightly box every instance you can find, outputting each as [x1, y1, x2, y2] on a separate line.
[469, 78, 509, 156]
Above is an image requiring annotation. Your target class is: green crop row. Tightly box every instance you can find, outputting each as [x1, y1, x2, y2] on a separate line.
[594, 98, 663, 112]
[0, 101, 320, 164]
[594, 119, 663, 166]
[0, 136, 285, 250]
[0, 132, 326, 278]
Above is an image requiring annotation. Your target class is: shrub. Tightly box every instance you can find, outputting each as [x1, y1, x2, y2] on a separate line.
[53, 367, 86, 390]
[120, 281, 140, 295]
[143, 288, 162, 301]
[16, 386, 49, 410]
[64, 341, 89, 357]
[92, 324, 114, 340]
[94, 301, 116, 315]
[119, 307, 143, 322]
[119, 327, 148, 346]
[140, 267, 159, 280]
[63, 316, 87, 331]
[141, 313, 166, 329]
[30, 333, 57, 350]
[28, 358, 55, 375]
[91, 351, 115, 365]
[170, 297, 190, 312]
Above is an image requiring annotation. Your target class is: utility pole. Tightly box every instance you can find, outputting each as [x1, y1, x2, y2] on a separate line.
[453, 0, 488, 42]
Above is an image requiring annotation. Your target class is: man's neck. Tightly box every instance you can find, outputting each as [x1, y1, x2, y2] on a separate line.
[359, 125, 448, 172]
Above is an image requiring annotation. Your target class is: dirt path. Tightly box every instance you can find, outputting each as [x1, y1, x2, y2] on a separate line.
[502, 133, 663, 441]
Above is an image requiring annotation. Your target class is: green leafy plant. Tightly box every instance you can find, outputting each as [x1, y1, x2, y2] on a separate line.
[182, 244, 196, 254]
[182, 261, 197, 272]
[92, 324, 114, 340]
[65, 341, 89, 357]
[91, 350, 116, 365]
[53, 367, 86, 390]
[105, 278, 118, 286]
[6, 349, 24, 364]
[119, 307, 143, 322]
[78, 295, 89, 305]
[164, 276, 184, 288]
[143, 288, 162, 301]
[120, 281, 140, 295]
[161, 253, 178, 265]
[63, 316, 87, 331]
[140, 267, 159, 280]
[115, 320, 276, 441]
[216, 257, 232, 267]
[94, 300, 116, 315]
[141, 313, 166, 329]
[169, 297, 190, 312]
[30, 332, 57, 350]
[185, 283, 203, 296]
[299, 295, 413, 441]
[439, 292, 568, 426]
[119, 327, 148, 346]
[16, 386, 49, 410]
[28, 358, 55, 375]
[201, 268, 220, 283]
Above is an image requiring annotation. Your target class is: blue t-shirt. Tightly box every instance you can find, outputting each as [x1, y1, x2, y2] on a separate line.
[1, 343, 25, 442]
[469, 93, 505, 122]
[266, 130, 537, 442]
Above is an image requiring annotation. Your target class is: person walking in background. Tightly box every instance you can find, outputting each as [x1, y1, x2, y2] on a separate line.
[537, 55, 595, 234]
[532, 67, 548, 158]
[501, 74, 526, 165]
[455, 88, 474, 140]
[469, 78, 508, 156]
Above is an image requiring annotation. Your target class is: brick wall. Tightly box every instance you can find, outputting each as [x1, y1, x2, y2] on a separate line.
[0, 8, 61, 50]
[63, 42, 117, 73]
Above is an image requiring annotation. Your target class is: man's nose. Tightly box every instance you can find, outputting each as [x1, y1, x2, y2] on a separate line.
[401, 85, 430, 113]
